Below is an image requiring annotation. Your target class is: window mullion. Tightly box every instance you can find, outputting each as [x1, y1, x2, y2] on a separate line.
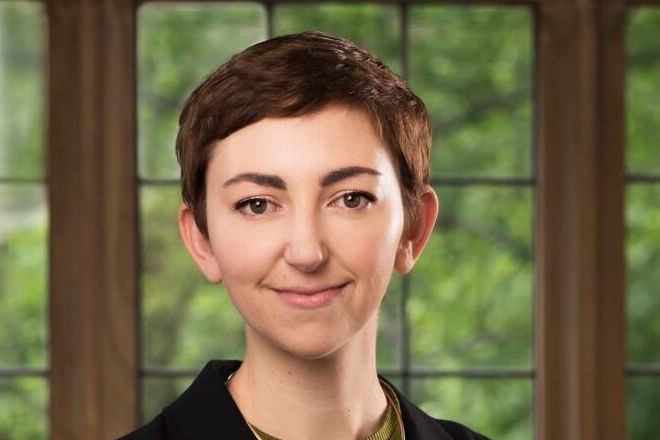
[535, 1, 626, 439]
[48, 0, 139, 438]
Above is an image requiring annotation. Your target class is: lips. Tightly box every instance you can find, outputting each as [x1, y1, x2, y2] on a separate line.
[270, 283, 348, 309]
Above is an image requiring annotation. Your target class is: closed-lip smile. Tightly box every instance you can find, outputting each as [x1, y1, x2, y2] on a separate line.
[269, 282, 349, 309]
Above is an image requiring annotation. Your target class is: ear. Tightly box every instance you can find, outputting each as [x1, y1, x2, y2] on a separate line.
[394, 186, 439, 274]
[178, 203, 223, 283]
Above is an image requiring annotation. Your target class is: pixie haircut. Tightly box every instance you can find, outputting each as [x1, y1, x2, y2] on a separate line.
[176, 31, 432, 237]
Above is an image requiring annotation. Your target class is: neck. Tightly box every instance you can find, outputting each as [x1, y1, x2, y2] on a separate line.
[228, 315, 387, 440]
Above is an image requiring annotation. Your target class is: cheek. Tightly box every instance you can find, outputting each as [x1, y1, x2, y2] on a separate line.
[332, 208, 403, 285]
[208, 218, 281, 286]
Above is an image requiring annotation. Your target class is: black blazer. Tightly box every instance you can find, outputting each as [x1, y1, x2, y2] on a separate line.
[118, 360, 491, 440]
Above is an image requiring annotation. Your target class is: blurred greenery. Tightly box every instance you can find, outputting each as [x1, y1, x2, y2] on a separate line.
[628, 377, 660, 440]
[0, 379, 47, 440]
[0, 2, 48, 439]
[0, 186, 48, 369]
[411, 187, 533, 369]
[412, 378, 532, 439]
[627, 8, 660, 174]
[625, 8, 660, 440]
[273, 3, 401, 73]
[0, 2, 44, 179]
[409, 6, 532, 178]
[1, 2, 659, 440]
[627, 185, 660, 364]
[138, 2, 266, 179]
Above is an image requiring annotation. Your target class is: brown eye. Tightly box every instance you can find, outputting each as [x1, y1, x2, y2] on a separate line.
[334, 191, 375, 211]
[248, 199, 267, 214]
[343, 193, 362, 209]
[235, 197, 275, 216]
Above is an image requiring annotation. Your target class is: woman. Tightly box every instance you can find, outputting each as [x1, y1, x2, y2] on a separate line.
[120, 31, 490, 440]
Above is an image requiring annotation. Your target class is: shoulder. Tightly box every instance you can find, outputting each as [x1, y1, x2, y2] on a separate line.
[115, 360, 254, 440]
[403, 404, 492, 440]
[116, 414, 167, 440]
[435, 419, 492, 440]
[381, 376, 492, 440]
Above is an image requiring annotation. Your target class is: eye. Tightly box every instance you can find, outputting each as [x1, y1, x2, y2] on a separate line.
[333, 191, 376, 211]
[234, 197, 277, 216]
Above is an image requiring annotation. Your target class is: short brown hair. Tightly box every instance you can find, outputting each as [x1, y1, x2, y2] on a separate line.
[176, 31, 432, 236]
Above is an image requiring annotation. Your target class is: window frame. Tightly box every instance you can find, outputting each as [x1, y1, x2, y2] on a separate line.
[42, 0, 641, 439]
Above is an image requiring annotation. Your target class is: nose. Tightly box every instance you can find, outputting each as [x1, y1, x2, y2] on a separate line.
[284, 212, 328, 272]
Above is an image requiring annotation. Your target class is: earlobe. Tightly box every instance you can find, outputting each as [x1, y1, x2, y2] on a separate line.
[178, 204, 223, 283]
[394, 187, 439, 274]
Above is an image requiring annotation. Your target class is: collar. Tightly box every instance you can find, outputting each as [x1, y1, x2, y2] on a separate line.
[161, 360, 458, 440]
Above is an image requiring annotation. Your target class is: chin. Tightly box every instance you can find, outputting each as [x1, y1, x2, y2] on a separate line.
[272, 329, 351, 361]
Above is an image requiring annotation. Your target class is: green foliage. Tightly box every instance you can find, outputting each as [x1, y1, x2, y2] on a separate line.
[138, 3, 267, 179]
[273, 3, 400, 72]
[0, 379, 47, 440]
[0, 3, 48, 439]
[409, 6, 532, 178]
[412, 378, 532, 439]
[626, 8, 660, 440]
[627, 185, 660, 365]
[411, 188, 533, 370]
[628, 377, 660, 440]
[627, 8, 660, 174]
[0, 2, 44, 179]
[0, 187, 48, 367]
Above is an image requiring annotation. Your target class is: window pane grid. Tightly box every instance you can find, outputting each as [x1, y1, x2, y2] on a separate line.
[626, 7, 660, 440]
[0, 368, 49, 379]
[626, 365, 660, 376]
[0, 2, 48, 438]
[626, 174, 660, 183]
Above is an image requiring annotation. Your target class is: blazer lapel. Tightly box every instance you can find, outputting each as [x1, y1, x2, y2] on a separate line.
[161, 360, 257, 440]
[395, 388, 457, 440]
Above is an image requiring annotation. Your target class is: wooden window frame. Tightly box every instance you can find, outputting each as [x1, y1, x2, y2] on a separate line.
[44, 0, 647, 438]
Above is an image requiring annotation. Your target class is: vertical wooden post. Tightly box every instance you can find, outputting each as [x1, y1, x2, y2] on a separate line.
[48, 0, 138, 438]
[594, 0, 626, 438]
[536, 0, 625, 439]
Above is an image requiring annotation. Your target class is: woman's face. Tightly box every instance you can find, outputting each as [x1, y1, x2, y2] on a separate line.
[190, 105, 411, 359]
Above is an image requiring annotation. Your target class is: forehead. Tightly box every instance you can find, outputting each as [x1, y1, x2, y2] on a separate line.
[207, 105, 396, 177]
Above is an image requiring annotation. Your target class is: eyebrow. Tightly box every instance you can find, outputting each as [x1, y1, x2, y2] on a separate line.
[320, 166, 382, 187]
[222, 166, 381, 190]
[223, 173, 287, 189]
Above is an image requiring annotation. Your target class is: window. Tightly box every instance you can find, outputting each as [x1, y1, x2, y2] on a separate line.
[4, 0, 650, 439]
[626, 7, 660, 439]
[0, 1, 48, 438]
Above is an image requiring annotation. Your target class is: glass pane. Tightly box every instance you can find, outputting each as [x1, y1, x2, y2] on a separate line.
[0, 2, 44, 179]
[409, 6, 533, 178]
[141, 376, 193, 423]
[0, 185, 48, 367]
[411, 378, 532, 440]
[0, 377, 48, 439]
[141, 185, 245, 368]
[138, 2, 266, 179]
[627, 8, 660, 174]
[628, 376, 660, 440]
[626, 185, 660, 364]
[377, 271, 402, 370]
[273, 3, 400, 73]
[410, 187, 533, 368]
